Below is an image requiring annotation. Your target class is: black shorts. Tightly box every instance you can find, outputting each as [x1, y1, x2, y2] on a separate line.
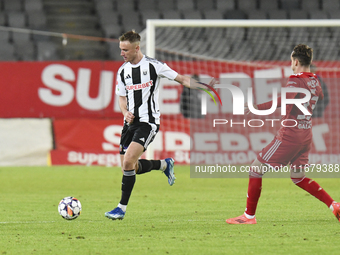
[119, 122, 160, 155]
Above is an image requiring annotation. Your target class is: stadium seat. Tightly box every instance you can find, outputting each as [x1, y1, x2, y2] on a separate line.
[95, 0, 114, 11]
[247, 10, 268, 19]
[7, 12, 27, 28]
[309, 10, 329, 19]
[120, 11, 141, 29]
[289, 27, 310, 44]
[301, 0, 321, 10]
[203, 10, 224, 19]
[0, 12, 6, 26]
[97, 10, 120, 26]
[115, 0, 136, 12]
[309, 27, 331, 41]
[157, 0, 176, 11]
[162, 10, 182, 19]
[328, 10, 340, 19]
[281, 0, 300, 10]
[205, 27, 225, 39]
[330, 27, 340, 37]
[140, 10, 161, 27]
[225, 10, 247, 19]
[15, 41, 35, 60]
[102, 23, 123, 38]
[228, 41, 253, 60]
[225, 27, 246, 43]
[271, 43, 292, 60]
[24, 0, 43, 12]
[318, 44, 339, 60]
[238, 0, 257, 10]
[36, 41, 59, 61]
[268, 10, 288, 19]
[177, 0, 195, 11]
[289, 10, 309, 19]
[216, 0, 236, 10]
[269, 27, 289, 44]
[322, 0, 340, 10]
[182, 10, 203, 19]
[209, 38, 232, 58]
[0, 30, 11, 42]
[247, 28, 268, 43]
[0, 42, 16, 61]
[3, 0, 22, 12]
[27, 11, 47, 29]
[259, 0, 279, 10]
[253, 41, 276, 60]
[107, 41, 121, 60]
[196, 0, 215, 11]
[123, 24, 144, 34]
[190, 38, 210, 55]
[12, 31, 31, 45]
[137, 0, 157, 11]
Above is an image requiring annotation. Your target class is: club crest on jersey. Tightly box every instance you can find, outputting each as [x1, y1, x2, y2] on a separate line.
[126, 80, 153, 91]
[143, 70, 148, 75]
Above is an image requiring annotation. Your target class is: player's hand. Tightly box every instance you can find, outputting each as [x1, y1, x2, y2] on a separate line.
[124, 111, 135, 124]
[208, 77, 217, 89]
[191, 77, 217, 90]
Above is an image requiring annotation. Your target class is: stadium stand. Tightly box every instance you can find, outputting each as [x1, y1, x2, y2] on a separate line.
[0, 0, 339, 60]
[157, 0, 176, 11]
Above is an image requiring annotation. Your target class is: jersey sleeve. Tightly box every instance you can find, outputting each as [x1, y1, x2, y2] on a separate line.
[156, 62, 178, 80]
[115, 69, 126, 96]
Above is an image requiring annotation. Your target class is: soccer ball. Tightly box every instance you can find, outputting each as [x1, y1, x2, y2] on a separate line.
[58, 196, 82, 220]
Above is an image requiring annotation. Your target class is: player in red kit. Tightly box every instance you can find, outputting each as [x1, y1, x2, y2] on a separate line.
[226, 44, 340, 224]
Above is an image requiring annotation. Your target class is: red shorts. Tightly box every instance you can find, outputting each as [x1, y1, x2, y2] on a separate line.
[257, 138, 311, 170]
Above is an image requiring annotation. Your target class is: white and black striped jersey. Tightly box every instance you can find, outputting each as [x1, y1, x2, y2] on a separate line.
[116, 55, 178, 125]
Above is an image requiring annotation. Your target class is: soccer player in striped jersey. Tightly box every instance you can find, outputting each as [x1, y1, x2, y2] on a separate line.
[105, 31, 215, 220]
[226, 44, 340, 224]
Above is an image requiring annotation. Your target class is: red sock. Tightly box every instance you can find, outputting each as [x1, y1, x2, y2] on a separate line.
[292, 177, 334, 207]
[245, 174, 262, 216]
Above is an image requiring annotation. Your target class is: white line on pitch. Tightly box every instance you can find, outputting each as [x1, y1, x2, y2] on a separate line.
[0, 221, 56, 224]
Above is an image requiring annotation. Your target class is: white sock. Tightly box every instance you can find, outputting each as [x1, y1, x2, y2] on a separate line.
[118, 203, 127, 212]
[160, 160, 167, 171]
[244, 212, 255, 219]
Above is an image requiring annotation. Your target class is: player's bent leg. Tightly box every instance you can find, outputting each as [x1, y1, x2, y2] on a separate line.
[123, 142, 145, 170]
[290, 167, 339, 221]
[136, 158, 176, 185]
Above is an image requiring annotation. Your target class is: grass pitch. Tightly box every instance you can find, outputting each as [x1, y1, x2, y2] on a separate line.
[0, 165, 339, 254]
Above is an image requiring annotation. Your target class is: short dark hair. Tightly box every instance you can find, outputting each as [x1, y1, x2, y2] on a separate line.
[119, 30, 141, 44]
[292, 44, 313, 66]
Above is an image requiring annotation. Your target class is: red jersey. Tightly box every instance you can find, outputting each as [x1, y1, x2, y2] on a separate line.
[257, 72, 324, 144]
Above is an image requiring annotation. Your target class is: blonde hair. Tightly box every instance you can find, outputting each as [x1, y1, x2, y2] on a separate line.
[119, 30, 141, 44]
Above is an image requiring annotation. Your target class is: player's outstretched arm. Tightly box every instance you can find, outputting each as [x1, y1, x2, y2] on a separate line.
[175, 74, 216, 90]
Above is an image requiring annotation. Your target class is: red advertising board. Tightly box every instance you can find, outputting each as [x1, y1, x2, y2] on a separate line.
[50, 118, 191, 166]
[0, 61, 123, 118]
